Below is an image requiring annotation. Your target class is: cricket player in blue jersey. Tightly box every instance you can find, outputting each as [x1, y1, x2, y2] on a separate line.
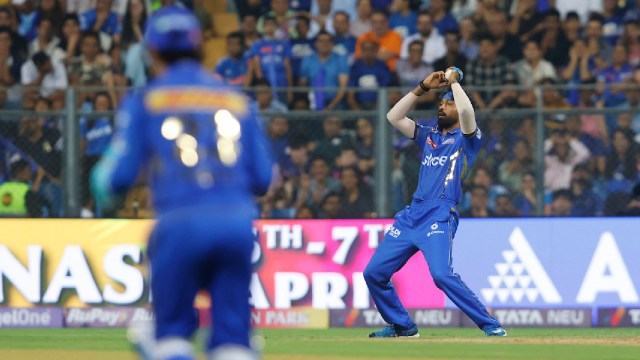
[91, 6, 273, 360]
[364, 68, 506, 338]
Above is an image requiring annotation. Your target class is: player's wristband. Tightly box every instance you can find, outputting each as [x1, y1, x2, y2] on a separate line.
[450, 67, 464, 82]
[419, 81, 430, 92]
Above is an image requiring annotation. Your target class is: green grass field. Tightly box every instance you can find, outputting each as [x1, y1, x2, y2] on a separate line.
[0, 328, 639, 360]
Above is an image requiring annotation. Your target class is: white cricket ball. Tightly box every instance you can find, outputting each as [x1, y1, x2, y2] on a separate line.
[445, 68, 454, 79]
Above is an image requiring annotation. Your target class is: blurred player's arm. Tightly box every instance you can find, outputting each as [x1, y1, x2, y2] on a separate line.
[242, 109, 274, 196]
[447, 70, 477, 136]
[387, 71, 447, 138]
[91, 94, 146, 208]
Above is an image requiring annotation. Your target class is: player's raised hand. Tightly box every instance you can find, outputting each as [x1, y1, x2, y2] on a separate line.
[422, 71, 448, 90]
[445, 67, 463, 84]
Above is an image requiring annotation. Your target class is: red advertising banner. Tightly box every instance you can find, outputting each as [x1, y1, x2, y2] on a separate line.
[251, 220, 445, 310]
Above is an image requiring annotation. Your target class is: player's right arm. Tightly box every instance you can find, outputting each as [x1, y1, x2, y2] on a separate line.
[386, 71, 447, 138]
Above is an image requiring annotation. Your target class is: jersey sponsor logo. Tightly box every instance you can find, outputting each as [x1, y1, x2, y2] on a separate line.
[442, 138, 455, 145]
[481, 227, 562, 304]
[421, 154, 448, 167]
[145, 88, 247, 115]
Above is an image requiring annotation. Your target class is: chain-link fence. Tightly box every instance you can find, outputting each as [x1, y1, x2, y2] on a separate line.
[0, 84, 639, 219]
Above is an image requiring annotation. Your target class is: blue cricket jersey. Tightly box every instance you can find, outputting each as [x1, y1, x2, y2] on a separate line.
[92, 60, 273, 214]
[249, 38, 291, 89]
[411, 124, 482, 205]
[214, 55, 248, 87]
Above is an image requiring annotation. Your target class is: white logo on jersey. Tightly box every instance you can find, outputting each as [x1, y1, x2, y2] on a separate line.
[388, 226, 401, 238]
[481, 227, 562, 304]
[442, 138, 455, 145]
[422, 154, 448, 167]
[431, 223, 438, 230]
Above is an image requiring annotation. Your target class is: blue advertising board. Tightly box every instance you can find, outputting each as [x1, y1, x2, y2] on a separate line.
[450, 218, 640, 309]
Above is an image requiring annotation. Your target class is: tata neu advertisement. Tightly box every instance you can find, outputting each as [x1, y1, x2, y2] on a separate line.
[1, 218, 640, 327]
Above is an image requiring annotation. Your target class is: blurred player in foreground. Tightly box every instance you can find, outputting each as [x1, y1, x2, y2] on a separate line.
[91, 6, 273, 360]
[364, 68, 507, 338]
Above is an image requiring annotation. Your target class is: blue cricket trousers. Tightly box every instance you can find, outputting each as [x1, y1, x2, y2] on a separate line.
[364, 200, 500, 331]
[148, 203, 254, 350]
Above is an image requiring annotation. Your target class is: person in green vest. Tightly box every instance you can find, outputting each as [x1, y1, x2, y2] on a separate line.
[0, 159, 48, 217]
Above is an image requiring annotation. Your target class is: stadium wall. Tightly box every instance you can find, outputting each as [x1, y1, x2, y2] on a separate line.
[0, 219, 639, 328]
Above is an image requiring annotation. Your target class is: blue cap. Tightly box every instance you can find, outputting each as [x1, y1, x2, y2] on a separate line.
[144, 6, 202, 52]
[443, 92, 454, 100]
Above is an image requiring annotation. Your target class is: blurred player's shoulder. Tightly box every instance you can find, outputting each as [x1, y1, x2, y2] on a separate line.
[141, 63, 251, 118]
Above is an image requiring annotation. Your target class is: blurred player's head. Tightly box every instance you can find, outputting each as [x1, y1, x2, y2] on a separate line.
[144, 6, 202, 73]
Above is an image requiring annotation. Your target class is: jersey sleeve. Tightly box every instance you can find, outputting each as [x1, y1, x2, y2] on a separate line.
[413, 123, 429, 151]
[461, 126, 482, 156]
[91, 92, 147, 207]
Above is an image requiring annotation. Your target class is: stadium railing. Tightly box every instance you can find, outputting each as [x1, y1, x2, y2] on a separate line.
[0, 84, 637, 218]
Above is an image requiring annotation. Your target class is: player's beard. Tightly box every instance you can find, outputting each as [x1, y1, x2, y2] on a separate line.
[437, 112, 457, 129]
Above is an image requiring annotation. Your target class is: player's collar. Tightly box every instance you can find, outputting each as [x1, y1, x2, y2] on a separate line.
[435, 126, 461, 135]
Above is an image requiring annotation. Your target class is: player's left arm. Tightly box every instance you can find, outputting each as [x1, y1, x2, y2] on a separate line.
[91, 93, 146, 208]
[447, 67, 482, 153]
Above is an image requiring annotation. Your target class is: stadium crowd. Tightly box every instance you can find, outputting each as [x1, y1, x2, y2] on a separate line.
[0, 0, 640, 219]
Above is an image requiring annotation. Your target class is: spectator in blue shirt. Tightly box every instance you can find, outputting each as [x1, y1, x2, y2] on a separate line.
[299, 31, 349, 110]
[14, 0, 38, 42]
[248, 15, 293, 103]
[332, 11, 357, 65]
[347, 39, 392, 110]
[597, 44, 634, 108]
[80, 92, 113, 159]
[603, 0, 624, 45]
[80, 0, 122, 47]
[388, 0, 417, 38]
[290, 15, 316, 81]
[214, 32, 249, 88]
[429, 0, 458, 35]
[570, 167, 602, 216]
[80, 91, 113, 209]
